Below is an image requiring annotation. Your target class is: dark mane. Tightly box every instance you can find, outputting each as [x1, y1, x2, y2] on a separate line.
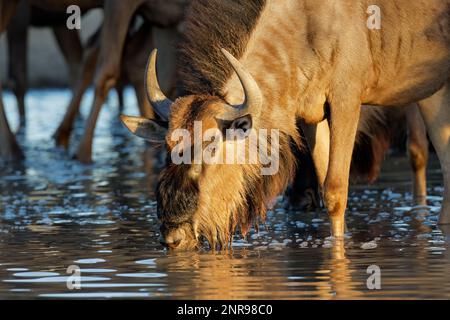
[177, 0, 267, 96]
[232, 127, 301, 240]
[243, 133, 298, 235]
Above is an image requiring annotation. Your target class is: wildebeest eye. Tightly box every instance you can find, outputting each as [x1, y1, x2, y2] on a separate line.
[216, 114, 253, 138]
[232, 115, 252, 133]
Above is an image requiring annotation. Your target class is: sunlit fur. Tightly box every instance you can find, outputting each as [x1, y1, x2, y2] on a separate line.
[168, 0, 387, 247]
[159, 0, 450, 247]
[160, 97, 401, 248]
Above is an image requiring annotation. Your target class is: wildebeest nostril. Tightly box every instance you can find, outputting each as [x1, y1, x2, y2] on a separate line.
[160, 238, 182, 249]
[160, 231, 184, 249]
[166, 239, 182, 249]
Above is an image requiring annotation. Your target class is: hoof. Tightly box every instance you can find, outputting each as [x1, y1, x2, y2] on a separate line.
[53, 130, 71, 150]
[0, 144, 25, 164]
[53, 124, 73, 150]
[414, 195, 427, 206]
[73, 149, 93, 164]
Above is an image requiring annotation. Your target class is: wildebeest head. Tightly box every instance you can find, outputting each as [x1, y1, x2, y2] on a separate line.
[121, 49, 297, 250]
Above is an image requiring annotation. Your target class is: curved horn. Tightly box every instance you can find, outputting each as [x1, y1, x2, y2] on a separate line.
[221, 48, 263, 118]
[146, 49, 173, 121]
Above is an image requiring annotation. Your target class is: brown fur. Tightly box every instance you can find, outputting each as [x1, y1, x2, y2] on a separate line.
[54, 1, 184, 152]
[0, 81, 24, 164]
[6, 1, 84, 124]
[162, 0, 395, 248]
[72, 0, 186, 163]
[0, 0, 20, 31]
[157, 163, 200, 225]
[158, 93, 300, 249]
[0, 0, 23, 163]
[351, 106, 392, 183]
[138, 0, 450, 246]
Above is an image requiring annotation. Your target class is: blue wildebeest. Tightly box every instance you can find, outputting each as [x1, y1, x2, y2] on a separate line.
[121, 0, 450, 249]
[0, 0, 103, 163]
[64, 0, 187, 163]
[0, 0, 184, 163]
[290, 104, 429, 212]
[6, 0, 85, 126]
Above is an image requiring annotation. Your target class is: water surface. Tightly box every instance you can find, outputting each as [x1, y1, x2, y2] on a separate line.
[0, 89, 448, 299]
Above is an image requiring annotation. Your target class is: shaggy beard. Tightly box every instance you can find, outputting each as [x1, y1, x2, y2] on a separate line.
[196, 167, 293, 250]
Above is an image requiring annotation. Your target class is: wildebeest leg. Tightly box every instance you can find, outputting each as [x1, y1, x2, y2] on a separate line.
[299, 119, 330, 191]
[0, 0, 20, 33]
[0, 81, 24, 162]
[74, 0, 146, 163]
[115, 82, 125, 113]
[287, 146, 320, 211]
[0, 1, 23, 161]
[406, 104, 429, 206]
[6, 0, 29, 126]
[53, 43, 99, 149]
[52, 26, 83, 88]
[324, 99, 361, 238]
[123, 25, 156, 118]
[418, 84, 450, 225]
[74, 94, 107, 163]
[132, 77, 153, 119]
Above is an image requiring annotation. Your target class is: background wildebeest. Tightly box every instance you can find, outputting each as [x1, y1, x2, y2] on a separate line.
[0, 0, 184, 162]
[122, 0, 449, 249]
[291, 104, 429, 211]
[0, 0, 103, 163]
[52, 19, 181, 150]
[6, 0, 84, 126]
[68, 0, 186, 164]
[0, 82, 24, 162]
[0, 0, 26, 162]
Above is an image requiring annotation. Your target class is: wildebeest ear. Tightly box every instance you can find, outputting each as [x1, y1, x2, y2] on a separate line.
[120, 115, 167, 143]
[215, 114, 253, 138]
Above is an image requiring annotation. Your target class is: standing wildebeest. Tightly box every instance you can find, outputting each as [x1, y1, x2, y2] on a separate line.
[0, 0, 21, 31]
[52, 19, 180, 150]
[291, 104, 429, 211]
[0, 0, 27, 163]
[6, 0, 84, 126]
[0, 0, 102, 163]
[60, 0, 186, 163]
[0, 0, 182, 162]
[122, 0, 450, 250]
[0, 82, 24, 163]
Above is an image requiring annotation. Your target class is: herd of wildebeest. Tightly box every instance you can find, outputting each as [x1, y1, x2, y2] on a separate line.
[0, 0, 449, 250]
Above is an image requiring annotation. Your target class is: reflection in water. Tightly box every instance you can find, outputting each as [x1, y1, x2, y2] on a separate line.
[158, 246, 359, 299]
[0, 89, 449, 299]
